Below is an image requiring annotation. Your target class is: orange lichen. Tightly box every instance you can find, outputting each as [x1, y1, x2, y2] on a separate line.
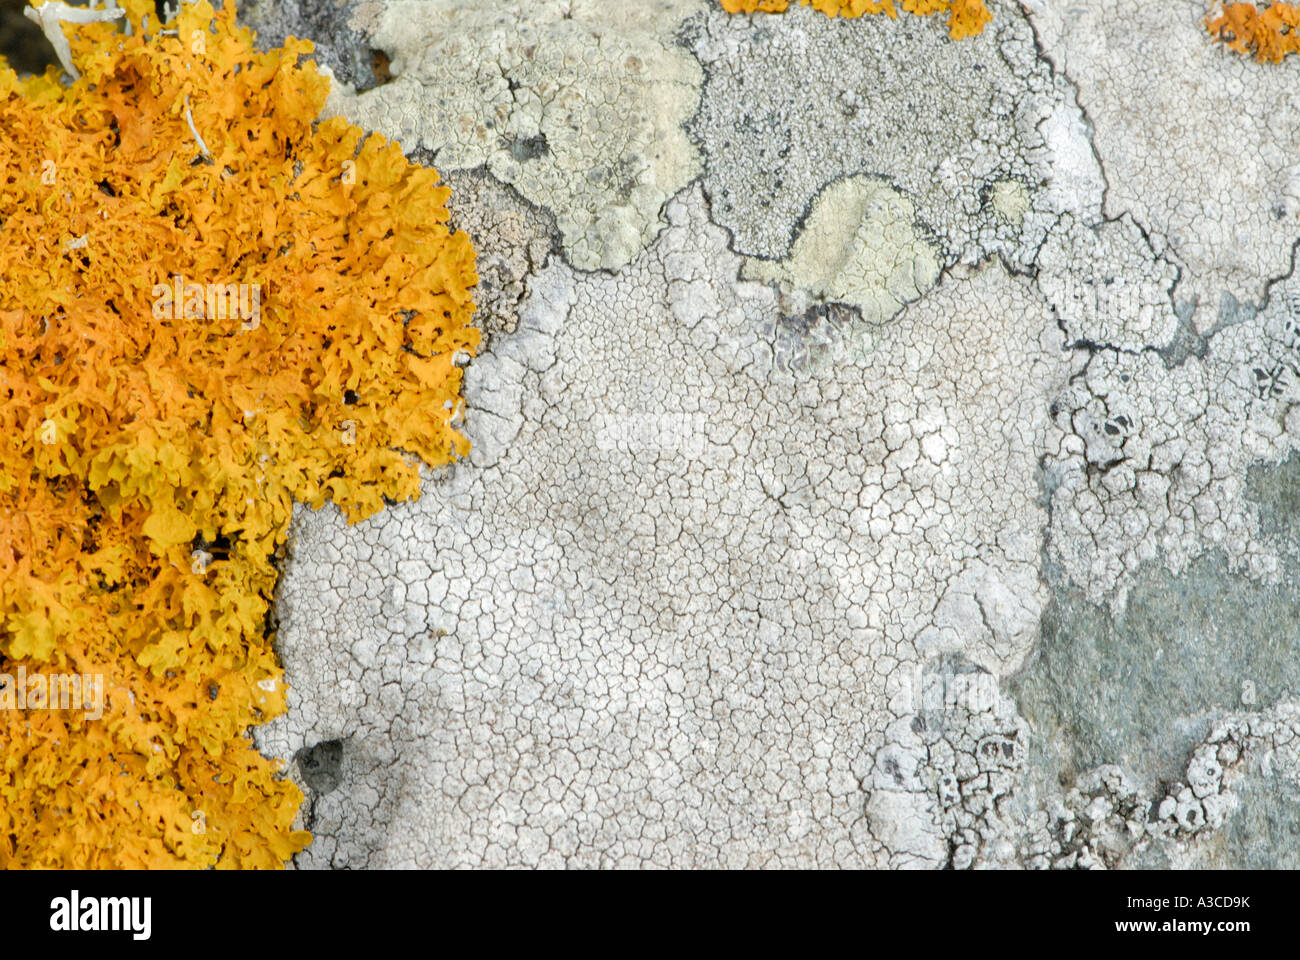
[1206, 2, 1300, 61]
[0, 0, 477, 866]
[718, 0, 993, 39]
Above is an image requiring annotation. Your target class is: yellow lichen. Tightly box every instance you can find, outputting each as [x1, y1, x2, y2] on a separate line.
[718, 0, 993, 39]
[0, 0, 477, 867]
[1206, 2, 1300, 61]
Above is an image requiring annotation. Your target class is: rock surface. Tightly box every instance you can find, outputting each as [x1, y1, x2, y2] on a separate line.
[241, 0, 1300, 868]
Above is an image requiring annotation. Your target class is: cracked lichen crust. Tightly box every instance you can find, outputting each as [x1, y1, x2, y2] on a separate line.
[1035, 213, 1180, 352]
[687, 1, 1061, 271]
[1017, 0, 1300, 611]
[321, 0, 706, 271]
[1026, 0, 1300, 333]
[865, 655, 1028, 868]
[257, 185, 1066, 867]
[1042, 273, 1300, 609]
[252, 0, 1300, 869]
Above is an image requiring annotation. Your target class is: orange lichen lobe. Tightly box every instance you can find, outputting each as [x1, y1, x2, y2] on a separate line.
[719, 0, 992, 39]
[1206, 2, 1300, 61]
[0, 0, 477, 867]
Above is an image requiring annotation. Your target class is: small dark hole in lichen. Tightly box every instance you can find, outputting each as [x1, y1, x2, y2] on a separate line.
[370, 48, 393, 85]
[296, 739, 344, 795]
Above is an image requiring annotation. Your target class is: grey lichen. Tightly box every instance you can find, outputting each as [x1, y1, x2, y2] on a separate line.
[319, 0, 707, 271]
[1026, 0, 1300, 333]
[257, 185, 1066, 868]
[686, 2, 1061, 271]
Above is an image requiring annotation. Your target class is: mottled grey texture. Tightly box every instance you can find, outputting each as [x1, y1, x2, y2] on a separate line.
[317, 0, 707, 271]
[686, 2, 1062, 270]
[239, 0, 381, 93]
[1014, 552, 1300, 790]
[436, 164, 559, 349]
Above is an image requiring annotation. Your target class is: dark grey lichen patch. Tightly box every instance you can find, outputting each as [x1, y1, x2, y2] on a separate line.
[685, 2, 1058, 267]
[238, 0, 382, 93]
[1247, 451, 1300, 561]
[506, 134, 550, 163]
[1012, 552, 1300, 793]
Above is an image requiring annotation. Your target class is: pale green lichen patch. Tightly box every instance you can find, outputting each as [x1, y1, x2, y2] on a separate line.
[989, 178, 1031, 225]
[323, 0, 707, 271]
[742, 177, 941, 322]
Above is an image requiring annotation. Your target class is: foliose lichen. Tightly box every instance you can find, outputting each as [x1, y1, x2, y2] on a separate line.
[0, 0, 477, 867]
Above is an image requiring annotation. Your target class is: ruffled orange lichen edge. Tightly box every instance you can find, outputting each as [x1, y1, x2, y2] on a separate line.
[719, 0, 993, 40]
[0, 0, 477, 867]
[1206, 2, 1300, 61]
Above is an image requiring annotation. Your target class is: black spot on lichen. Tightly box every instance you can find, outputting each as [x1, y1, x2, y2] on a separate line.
[507, 134, 550, 162]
